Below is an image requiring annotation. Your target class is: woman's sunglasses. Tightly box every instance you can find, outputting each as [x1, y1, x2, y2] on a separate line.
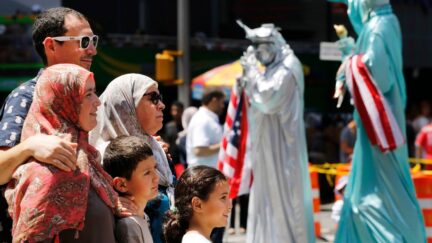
[143, 91, 163, 105]
[52, 35, 99, 49]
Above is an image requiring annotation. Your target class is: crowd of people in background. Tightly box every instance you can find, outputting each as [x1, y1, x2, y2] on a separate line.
[157, 95, 432, 173]
[304, 101, 432, 165]
[2, 3, 432, 243]
[158, 99, 432, 173]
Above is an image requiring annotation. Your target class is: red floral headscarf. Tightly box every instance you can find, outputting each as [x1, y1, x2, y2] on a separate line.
[5, 64, 118, 243]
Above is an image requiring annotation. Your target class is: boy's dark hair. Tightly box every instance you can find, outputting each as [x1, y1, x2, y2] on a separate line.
[103, 135, 153, 180]
[32, 7, 87, 65]
[201, 89, 225, 106]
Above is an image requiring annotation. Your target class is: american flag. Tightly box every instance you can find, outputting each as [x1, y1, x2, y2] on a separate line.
[217, 83, 252, 199]
[345, 54, 404, 152]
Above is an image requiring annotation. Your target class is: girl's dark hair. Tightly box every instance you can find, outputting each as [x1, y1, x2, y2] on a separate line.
[163, 166, 227, 243]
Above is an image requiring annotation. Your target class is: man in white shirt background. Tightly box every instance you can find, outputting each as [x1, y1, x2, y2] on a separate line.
[186, 89, 225, 168]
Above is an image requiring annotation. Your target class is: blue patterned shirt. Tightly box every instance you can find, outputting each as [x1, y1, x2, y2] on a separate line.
[0, 69, 42, 243]
[0, 69, 43, 147]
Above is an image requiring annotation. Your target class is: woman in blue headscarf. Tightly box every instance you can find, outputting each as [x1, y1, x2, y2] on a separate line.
[329, 0, 426, 242]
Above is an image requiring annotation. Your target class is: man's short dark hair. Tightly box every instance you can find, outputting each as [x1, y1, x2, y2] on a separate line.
[103, 135, 154, 180]
[201, 89, 225, 105]
[32, 7, 87, 65]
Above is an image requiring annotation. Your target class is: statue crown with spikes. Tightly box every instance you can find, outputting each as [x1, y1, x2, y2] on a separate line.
[236, 20, 284, 44]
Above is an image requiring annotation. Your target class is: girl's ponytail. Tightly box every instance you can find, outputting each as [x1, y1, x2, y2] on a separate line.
[163, 209, 188, 243]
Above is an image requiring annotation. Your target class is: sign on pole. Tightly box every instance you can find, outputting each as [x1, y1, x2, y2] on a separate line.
[319, 42, 342, 61]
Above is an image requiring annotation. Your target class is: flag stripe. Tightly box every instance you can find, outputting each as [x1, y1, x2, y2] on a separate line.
[351, 57, 389, 147]
[355, 57, 404, 148]
[348, 65, 378, 145]
[353, 56, 394, 149]
[229, 93, 249, 197]
[345, 54, 404, 152]
[217, 83, 252, 199]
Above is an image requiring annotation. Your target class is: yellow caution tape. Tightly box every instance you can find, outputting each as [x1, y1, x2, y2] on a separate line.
[308, 158, 432, 186]
[409, 158, 432, 165]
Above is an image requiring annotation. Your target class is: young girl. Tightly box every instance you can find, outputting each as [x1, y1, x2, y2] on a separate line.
[163, 166, 232, 243]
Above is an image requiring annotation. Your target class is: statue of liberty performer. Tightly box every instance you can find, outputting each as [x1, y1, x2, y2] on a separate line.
[330, 0, 426, 241]
[238, 21, 315, 243]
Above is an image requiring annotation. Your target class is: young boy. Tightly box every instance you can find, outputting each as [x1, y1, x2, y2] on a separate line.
[103, 135, 159, 243]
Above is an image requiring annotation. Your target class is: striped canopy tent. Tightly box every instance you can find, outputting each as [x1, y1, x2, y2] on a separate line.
[191, 60, 264, 100]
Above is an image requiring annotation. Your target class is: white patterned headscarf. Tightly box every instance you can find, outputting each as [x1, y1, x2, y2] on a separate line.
[90, 73, 173, 187]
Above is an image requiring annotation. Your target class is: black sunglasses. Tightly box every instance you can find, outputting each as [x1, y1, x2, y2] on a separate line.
[143, 91, 163, 105]
[52, 35, 99, 49]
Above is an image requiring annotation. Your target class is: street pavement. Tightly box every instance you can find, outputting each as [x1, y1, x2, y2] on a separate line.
[223, 203, 336, 243]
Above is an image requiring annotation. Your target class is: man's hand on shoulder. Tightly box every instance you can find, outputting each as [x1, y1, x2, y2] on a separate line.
[25, 134, 77, 171]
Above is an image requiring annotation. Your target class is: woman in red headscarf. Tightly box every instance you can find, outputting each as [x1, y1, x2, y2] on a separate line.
[5, 63, 119, 243]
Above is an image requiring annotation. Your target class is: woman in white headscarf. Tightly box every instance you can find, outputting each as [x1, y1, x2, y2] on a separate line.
[90, 73, 174, 243]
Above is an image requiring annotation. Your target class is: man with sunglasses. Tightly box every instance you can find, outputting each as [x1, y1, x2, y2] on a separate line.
[0, 7, 98, 242]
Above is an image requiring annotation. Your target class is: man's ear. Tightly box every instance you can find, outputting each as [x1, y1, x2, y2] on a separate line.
[112, 177, 129, 194]
[43, 37, 56, 56]
[191, 196, 203, 213]
[42, 37, 55, 51]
